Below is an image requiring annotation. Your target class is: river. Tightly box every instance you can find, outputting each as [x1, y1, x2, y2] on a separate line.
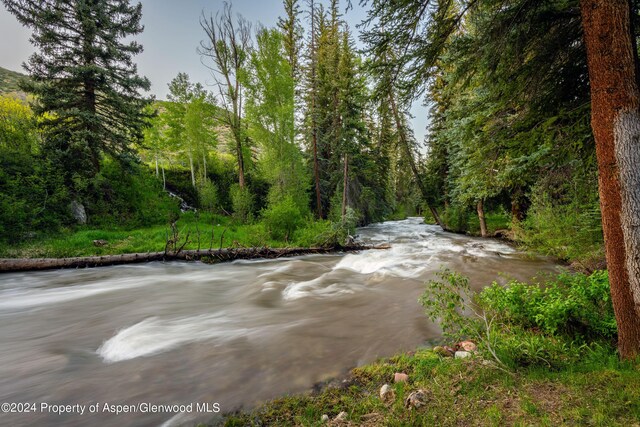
[0, 218, 562, 426]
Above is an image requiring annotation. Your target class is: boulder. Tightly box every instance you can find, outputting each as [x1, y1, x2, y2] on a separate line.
[93, 239, 108, 247]
[321, 414, 329, 423]
[69, 200, 87, 225]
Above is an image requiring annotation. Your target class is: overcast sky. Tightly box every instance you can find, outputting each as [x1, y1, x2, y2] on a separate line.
[0, 0, 429, 143]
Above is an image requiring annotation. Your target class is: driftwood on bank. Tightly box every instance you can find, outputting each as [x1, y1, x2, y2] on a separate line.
[0, 244, 390, 273]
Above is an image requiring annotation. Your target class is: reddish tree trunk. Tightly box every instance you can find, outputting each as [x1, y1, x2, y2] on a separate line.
[580, 0, 640, 359]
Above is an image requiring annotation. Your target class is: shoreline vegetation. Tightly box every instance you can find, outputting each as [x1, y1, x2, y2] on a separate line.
[219, 271, 638, 427]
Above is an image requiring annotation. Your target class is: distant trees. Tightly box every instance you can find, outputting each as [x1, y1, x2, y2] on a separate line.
[2, 0, 152, 196]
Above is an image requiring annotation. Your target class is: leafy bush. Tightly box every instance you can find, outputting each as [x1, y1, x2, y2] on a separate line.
[197, 177, 218, 212]
[0, 149, 70, 242]
[315, 207, 358, 247]
[478, 271, 615, 340]
[420, 269, 615, 370]
[513, 191, 604, 265]
[230, 184, 254, 223]
[261, 196, 304, 241]
[294, 220, 332, 247]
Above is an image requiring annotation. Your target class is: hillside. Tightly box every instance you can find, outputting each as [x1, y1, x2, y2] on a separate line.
[0, 66, 28, 100]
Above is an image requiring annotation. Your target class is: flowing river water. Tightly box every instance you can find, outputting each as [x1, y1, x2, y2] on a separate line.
[0, 218, 563, 426]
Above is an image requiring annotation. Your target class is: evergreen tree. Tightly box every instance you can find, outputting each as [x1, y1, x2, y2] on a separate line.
[2, 0, 152, 194]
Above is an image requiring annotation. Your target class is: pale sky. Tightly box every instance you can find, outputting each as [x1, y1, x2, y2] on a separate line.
[0, 0, 429, 143]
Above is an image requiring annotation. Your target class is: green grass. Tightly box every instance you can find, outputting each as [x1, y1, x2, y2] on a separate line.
[220, 347, 640, 426]
[0, 212, 332, 258]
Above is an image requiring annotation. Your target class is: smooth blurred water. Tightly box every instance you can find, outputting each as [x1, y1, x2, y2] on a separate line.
[0, 218, 562, 426]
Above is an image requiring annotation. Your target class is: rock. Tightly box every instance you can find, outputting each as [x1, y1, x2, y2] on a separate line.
[394, 372, 409, 383]
[455, 350, 472, 359]
[93, 239, 108, 247]
[459, 340, 477, 352]
[321, 414, 329, 423]
[404, 389, 428, 409]
[335, 411, 348, 421]
[379, 384, 395, 402]
[69, 200, 87, 225]
[433, 346, 454, 357]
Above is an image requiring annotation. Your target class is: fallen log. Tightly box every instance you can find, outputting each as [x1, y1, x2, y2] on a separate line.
[0, 244, 390, 273]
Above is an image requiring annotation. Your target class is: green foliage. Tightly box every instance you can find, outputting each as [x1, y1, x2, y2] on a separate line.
[230, 184, 254, 223]
[4, 0, 152, 193]
[293, 220, 332, 247]
[197, 177, 219, 212]
[261, 196, 305, 241]
[85, 159, 179, 228]
[478, 271, 615, 340]
[315, 207, 358, 247]
[0, 96, 37, 151]
[442, 204, 471, 233]
[420, 270, 616, 370]
[0, 149, 70, 242]
[419, 269, 474, 341]
[514, 192, 604, 264]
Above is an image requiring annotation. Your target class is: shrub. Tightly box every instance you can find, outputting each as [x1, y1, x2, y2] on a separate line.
[420, 269, 615, 370]
[261, 196, 304, 241]
[197, 177, 218, 212]
[478, 270, 615, 340]
[230, 184, 254, 223]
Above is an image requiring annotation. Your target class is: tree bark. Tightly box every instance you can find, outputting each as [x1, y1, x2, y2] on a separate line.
[580, 0, 640, 359]
[0, 244, 386, 273]
[341, 153, 349, 221]
[477, 199, 488, 238]
[310, 0, 323, 219]
[188, 150, 196, 188]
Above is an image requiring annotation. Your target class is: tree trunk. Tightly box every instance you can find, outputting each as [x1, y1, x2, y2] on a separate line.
[342, 153, 348, 221]
[580, 0, 640, 359]
[310, 0, 323, 219]
[188, 150, 196, 188]
[511, 186, 525, 222]
[477, 199, 488, 238]
[203, 152, 207, 180]
[388, 93, 445, 230]
[162, 166, 166, 190]
[155, 155, 159, 177]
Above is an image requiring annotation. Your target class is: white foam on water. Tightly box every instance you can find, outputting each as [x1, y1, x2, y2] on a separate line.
[97, 313, 251, 363]
[0, 277, 152, 310]
[282, 275, 358, 300]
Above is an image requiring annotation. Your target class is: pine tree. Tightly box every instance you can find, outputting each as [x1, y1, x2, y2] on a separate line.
[2, 0, 152, 193]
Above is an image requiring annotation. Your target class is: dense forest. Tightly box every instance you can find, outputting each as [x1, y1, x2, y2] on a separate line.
[2, 0, 640, 349]
[0, 0, 612, 261]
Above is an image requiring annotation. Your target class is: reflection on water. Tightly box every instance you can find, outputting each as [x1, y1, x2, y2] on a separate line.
[0, 218, 562, 426]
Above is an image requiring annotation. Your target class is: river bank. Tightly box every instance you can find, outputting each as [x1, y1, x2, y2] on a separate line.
[0, 218, 563, 426]
[221, 270, 635, 426]
[222, 345, 639, 426]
